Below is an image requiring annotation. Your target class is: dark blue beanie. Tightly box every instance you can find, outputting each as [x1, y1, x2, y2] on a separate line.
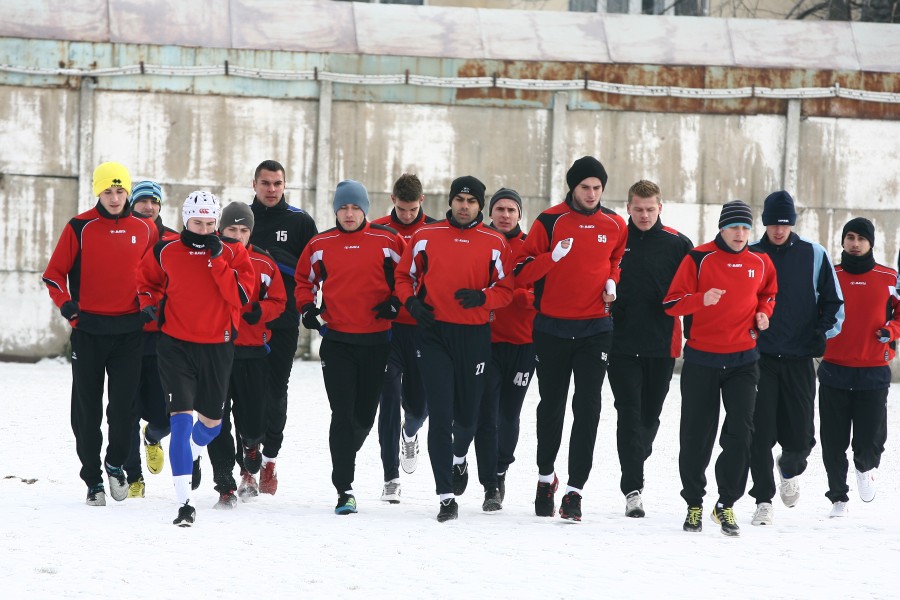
[762, 191, 797, 226]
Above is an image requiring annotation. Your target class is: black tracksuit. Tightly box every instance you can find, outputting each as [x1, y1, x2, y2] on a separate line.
[249, 196, 318, 459]
[609, 218, 692, 496]
[748, 232, 844, 504]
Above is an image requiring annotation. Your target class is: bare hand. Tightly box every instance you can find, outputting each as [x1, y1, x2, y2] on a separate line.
[703, 288, 725, 306]
[756, 312, 769, 331]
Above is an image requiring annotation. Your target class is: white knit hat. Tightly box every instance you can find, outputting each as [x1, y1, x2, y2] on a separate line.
[182, 191, 221, 227]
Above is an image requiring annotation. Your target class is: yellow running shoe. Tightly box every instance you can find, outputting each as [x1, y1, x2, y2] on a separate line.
[143, 424, 165, 474]
[127, 478, 145, 498]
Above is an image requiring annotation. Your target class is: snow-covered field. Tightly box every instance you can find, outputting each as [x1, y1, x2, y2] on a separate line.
[3, 358, 899, 599]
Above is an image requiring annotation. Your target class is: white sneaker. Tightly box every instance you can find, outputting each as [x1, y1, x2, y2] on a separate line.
[625, 490, 645, 518]
[776, 454, 800, 507]
[829, 501, 849, 518]
[856, 469, 876, 502]
[399, 423, 419, 474]
[751, 502, 774, 526]
[381, 479, 401, 504]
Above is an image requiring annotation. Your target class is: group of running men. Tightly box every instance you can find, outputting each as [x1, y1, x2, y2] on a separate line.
[43, 156, 899, 533]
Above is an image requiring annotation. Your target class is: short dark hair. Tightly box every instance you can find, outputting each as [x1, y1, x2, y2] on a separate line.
[392, 173, 423, 203]
[627, 180, 661, 205]
[254, 160, 285, 181]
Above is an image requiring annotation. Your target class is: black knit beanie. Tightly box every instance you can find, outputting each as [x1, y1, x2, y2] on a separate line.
[842, 217, 875, 246]
[449, 176, 486, 210]
[762, 191, 797, 226]
[566, 156, 608, 190]
[719, 200, 753, 229]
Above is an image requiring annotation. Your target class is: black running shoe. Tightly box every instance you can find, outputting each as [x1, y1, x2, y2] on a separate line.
[683, 506, 703, 532]
[335, 493, 358, 515]
[534, 475, 558, 517]
[213, 491, 237, 510]
[452, 461, 469, 496]
[482, 487, 502, 512]
[191, 457, 201, 490]
[559, 491, 582, 521]
[711, 505, 740, 537]
[173, 503, 196, 527]
[86, 483, 106, 506]
[243, 444, 262, 475]
[497, 473, 506, 503]
[437, 498, 458, 523]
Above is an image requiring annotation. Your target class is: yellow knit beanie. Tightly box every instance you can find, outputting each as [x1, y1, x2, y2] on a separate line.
[92, 162, 132, 197]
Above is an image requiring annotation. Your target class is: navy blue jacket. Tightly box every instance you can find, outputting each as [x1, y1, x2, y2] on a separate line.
[751, 232, 844, 358]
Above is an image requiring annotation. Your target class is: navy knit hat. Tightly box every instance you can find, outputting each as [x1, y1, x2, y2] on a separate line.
[842, 217, 875, 246]
[762, 191, 797, 226]
[449, 175, 486, 210]
[566, 156, 608, 190]
[719, 200, 753, 230]
[131, 180, 163, 206]
[489, 188, 523, 215]
[333, 180, 370, 215]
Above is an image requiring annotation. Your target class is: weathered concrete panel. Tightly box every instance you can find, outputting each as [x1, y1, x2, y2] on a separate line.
[479, 9, 611, 63]
[728, 19, 860, 71]
[0, 272, 70, 358]
[605, 15, 733, 67]
[851, 22, 900, 74]
[0, 0, 108, 42]
[0, 86, 80, 176]
[231, 0, 357, 54]
[109, 0, 232, 49]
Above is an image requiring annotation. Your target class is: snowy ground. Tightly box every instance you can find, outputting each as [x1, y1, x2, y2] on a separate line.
[3, 357, 899, 599]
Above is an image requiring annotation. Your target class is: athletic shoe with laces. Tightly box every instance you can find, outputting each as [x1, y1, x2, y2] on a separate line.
[534, 475, 558, 517]
[127, 477, 146, 499]
[482, 487, 502, 512]
[683, 506, 702, 532]
[259, 460, 278, 495]
[335, 493, 358, 515]
[381, 479, 401, 504]
[452, 461, 469, 496]
[173, 503, 196, 527]
[191, 457, 201, 491]
[243, 444, 262, 475]
[86, 483, 106, 506]
[437, 498, 458, 522]
[625, 490, 645, 518]
[237, 469, 259, 500]
[711, 505, 740, 537]
[776, 454, 800, 508]
[856, 468, 876, 502]
[559, 491, 582, 521]
[143, 424, 164, 475]
[214, 490, 238, 510]
[399, 423, 419, 474]
[105, 463, 128, 502]
[829, 500, 849, 518]
[497, 473, 506, 503]
[752, 502, 774, 526]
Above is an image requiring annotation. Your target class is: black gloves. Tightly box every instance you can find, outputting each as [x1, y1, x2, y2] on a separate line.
[811, 330, 827, 358]
[60, 301, 79, 321]
[205, 234, 223, 258]
[242, 302, 262, 325]
[405, 297, 435, 328]
[141, 306, 159, 324]
[373, 296, 402, 320]
[455, 288, 486, 309]
[301, 303, 322, 331]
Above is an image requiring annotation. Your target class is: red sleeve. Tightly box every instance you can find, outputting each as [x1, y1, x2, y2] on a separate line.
[513, 219, 556, 287]
[483, 241, 514, 310]
[137, 243, 166, 310]
[395, 236, 419, 305]
[663, 255, 707, 317]
[214, 241, 255, 309]
[294, 239, 319, 310]
[608, 214, 627, 284]
[259, 255, 287, 322]
[42, 223, 79, 308]
[756, 254, 778, 317]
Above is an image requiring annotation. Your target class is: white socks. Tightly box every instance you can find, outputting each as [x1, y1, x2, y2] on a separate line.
[173, 474, 191, 505]
[452, 455, 466, 466]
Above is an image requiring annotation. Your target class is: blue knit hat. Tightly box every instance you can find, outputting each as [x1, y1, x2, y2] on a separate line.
[333, 180, 370, 215]
[762, 191, 797, 226]
[131, 180, 163, 206]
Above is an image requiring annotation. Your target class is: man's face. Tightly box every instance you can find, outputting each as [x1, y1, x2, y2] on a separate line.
[337, 204, 366, 231]
[842, 231, 872, 256]
[253, 168, 285, 208]
[98, 187, 129, 215]
[766, 224, 792, 246]
[133, 198, 161, 220]
[186, 217, 217, 235]
[221, 224, 252, 246]
[393, 197, 423, 225]
[450, 193, 480, 226]
[720, 225, 751, 252]
[490, 198, 520, 234]
[571, 177, 603, 212]
[627, 196, 661, 231]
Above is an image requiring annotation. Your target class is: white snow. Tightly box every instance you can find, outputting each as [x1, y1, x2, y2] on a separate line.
[3, 358, 899, 598]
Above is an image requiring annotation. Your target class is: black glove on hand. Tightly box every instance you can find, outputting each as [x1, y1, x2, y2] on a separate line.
[811, 330, 827, 358]
[454, 288, 486, 309]
[373, 296, 402, 320]
[141, 306, 159, 324]
[405, 297, 435, 328]
[60, 301, 79, 321]
[242, 302, 262, 325]
[301, 303, 322, 331]
[205, 234, 223, 258]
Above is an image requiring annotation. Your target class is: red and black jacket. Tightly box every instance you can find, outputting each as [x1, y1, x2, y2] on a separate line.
[396, 211, 513, 326]
[43, 201, 159, 335]
[138, 231, 256, 344]
[236, 244, 287, 351]
[490, 225, 535, 345]
[295, 221, 405, 344]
